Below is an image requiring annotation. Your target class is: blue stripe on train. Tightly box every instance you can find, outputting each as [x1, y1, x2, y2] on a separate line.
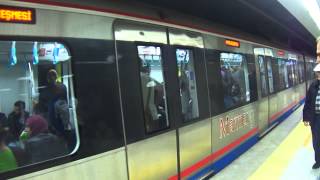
[271, 98, 305, 126]
[188, 134, 259, 180]
[188, 97, 305, 180]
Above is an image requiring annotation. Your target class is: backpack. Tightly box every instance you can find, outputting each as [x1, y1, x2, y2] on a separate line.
[54, 99, 70, 130]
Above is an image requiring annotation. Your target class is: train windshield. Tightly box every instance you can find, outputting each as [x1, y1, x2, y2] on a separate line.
[0, 41, 78, 173]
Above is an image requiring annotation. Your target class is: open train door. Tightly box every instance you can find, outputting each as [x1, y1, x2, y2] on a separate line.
[113, 20, 179, 180]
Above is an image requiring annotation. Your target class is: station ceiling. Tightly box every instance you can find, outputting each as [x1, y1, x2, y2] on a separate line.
[134, 0, 316, 55]
[278, 0, 320, 39]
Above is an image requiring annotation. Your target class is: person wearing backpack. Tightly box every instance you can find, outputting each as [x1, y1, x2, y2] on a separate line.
[38, 69, 69, 138]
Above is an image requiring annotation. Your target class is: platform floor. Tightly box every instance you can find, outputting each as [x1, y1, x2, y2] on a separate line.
[211, 106, 320, 180]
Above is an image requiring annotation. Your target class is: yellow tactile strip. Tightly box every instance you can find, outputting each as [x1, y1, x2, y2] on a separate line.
[249, 122, 311, 180]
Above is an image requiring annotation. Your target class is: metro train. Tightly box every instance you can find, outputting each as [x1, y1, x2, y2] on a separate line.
[0, 1, 316, 180]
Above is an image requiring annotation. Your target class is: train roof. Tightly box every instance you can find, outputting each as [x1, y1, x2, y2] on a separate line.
[8, 0, 317, 56]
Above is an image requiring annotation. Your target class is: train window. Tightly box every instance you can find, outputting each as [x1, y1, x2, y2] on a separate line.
[137, 45, 169, 133]
[0, 41, 78, 173]
[307, 62, 315, 80]
[220, 52, 250, 109]
[297, 62, 304, 83]
[271, 58, 281, 92]
[257, 56, 268, 97]
[294, 60, 300, 83]
[278, 58, 289, 89]
[292, 60, 299, 84]
[306, 62, 311, 80]
[175, 49, 199, 122]
[266, 57, 275, 93]
[286, 60, 295, 87]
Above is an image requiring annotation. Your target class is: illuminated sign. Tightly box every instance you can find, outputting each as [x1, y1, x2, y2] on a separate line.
[253, 48, 264, 56]
[264, 48, 274, 57]
[288, 53, 297, 60]
[0, 5, 35, 24]
[277, 50, 285, 56]
[225, 39, 240, 48]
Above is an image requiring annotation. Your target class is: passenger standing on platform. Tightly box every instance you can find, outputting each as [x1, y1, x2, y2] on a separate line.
[303, 63, 320, 169]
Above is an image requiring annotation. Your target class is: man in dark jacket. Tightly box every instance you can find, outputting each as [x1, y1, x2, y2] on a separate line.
[303, 63, 320, 169]
[7, 101, 29, 141]
[38, 69, 68, 137]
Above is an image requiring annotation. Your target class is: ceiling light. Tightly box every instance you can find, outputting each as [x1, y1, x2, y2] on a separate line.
[302, 0, 320, 30]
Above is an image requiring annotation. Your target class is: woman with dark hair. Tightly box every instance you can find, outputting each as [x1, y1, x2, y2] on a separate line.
[0, 126, 17, 172]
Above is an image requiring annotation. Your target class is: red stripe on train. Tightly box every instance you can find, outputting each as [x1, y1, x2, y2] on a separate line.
[269, 96, 305, 123]
[168, 128, 258, 180]
[169, 96, 304, 179]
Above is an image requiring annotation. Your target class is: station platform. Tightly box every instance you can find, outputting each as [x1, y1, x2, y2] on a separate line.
[210, 106, 319, 180]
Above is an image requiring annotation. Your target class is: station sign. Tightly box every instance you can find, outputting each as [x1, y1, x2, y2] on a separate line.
[0, 5, 35, 24]
[277, 50, 285, 57]
[225, 39, 240, 48]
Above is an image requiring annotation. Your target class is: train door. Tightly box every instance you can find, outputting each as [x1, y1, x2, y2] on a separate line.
[113, 20, 179, 180]
[265, 53, 280, 126]
[253, 48, 269, 134]
[168, 29, 211, 179]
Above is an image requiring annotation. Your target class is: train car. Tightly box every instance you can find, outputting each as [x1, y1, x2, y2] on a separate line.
[0, 0, 315, 180]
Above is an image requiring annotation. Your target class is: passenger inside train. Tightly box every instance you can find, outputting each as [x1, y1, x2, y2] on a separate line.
[0, 126, 17, 173]
[7, 101, 30, 142]
[0, 40, 77, 173]
[176, 49, 199, 122]
[220, 52, 249, 109]
[22, 115, 68, 164]
[138, 45, 169, 133]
